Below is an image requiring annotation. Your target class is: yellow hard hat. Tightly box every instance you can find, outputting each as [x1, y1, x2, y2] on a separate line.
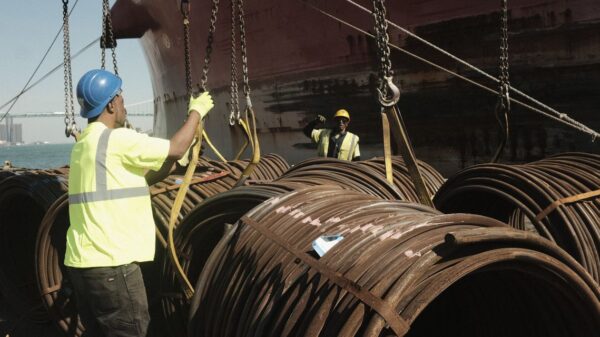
[334, 109, 350, 121]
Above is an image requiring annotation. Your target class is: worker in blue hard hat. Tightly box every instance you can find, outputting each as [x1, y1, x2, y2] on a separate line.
[64, 69, 212, 337]
[303, 109, 360, 161]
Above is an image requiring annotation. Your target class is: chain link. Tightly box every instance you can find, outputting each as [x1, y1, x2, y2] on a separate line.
[237, 0, 251, 105]
[100, 0, 106, 70]
[201, 0, 221, 91]
[492, 0, 511, 162]
[62, 0, 77, 137]
[498, 0, 510, 111]
[229, 0, 240, 125]
[101, 0, 119, 75]
[372, 1, 392, 86]
[181, 0, 193, 97]
[371, 0, 399, 106]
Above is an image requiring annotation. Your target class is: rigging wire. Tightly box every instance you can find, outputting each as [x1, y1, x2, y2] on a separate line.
[340, 0, 599, 140]
[0, 0, 80, 124]
[0, 38, 98, 124]
[299, 0, 599, 140]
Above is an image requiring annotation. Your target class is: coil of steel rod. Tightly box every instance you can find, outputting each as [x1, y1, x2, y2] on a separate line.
[34, 194, 82, 335]
[434, 152, 600, 282]
[275, 158, 404, 200]
[358, 156, 445, 199]
[198, 153, 290, 181]
[159, 182, 303, 337]
[0, 171, 68, 324]
[188, 186, 599, 337]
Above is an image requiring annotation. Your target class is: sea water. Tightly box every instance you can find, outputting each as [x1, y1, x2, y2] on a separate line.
[0, 143, 73, 169]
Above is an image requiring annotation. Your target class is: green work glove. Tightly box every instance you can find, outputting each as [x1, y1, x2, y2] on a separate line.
[316, 114, 326, 123]
[188, 92, 214, 118]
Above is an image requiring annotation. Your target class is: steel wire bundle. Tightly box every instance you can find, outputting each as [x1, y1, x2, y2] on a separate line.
[189, 186, 599, 337]
[359, 157, 445, 199]
[159, 183, 302, 337]
[275, 157, 444, 202]
[276, 158, 402, 200]
[198, 153, 290, 181]
[434, 152, 600, 282]
[0, 171, 68, 324]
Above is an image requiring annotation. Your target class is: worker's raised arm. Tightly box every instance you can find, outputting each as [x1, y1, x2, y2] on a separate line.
[303, 114, 326, 138]
[168, 92, 214, 160]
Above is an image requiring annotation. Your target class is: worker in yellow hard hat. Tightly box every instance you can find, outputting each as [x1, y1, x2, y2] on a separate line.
[303, 109, 360, 161]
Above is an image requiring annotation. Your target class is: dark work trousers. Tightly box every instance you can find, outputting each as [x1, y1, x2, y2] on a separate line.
[67, 263, 150, 337]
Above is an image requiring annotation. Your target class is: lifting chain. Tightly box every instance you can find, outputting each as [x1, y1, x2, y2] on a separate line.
[180, 0, 227, 162]
[62, 0, 78, 138]
[182, 0, 193, 96]
[101, 0, 118, 75]
[229, 0, 240, 125]
[228, 0, 251, 125]
[371, 0, 433, 207]
[499, 0, 511, 109]
[200, 0, 221, 91]
[238, 0, 251, 106]
[492, 0, 511, 162]
[372, 0, 399, 106]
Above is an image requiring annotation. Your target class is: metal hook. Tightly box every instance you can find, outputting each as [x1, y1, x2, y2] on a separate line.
[65, 124, 73, 138]
[377, 76, 400, 107]
[65, 123, 78, 138]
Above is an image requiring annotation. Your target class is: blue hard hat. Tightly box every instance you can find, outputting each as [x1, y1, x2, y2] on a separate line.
[76, 69, 122, 118]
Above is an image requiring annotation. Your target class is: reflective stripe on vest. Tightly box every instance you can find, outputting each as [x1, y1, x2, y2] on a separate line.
[348, 134, 358, 160]
[68, 129, 149, 204]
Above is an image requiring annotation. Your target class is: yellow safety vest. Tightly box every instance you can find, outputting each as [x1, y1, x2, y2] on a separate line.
[65, 122, 170, 268]
[311, 129, 360, 161]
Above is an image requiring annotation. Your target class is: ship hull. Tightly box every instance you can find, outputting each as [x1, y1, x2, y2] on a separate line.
[112, 0, 600, 175]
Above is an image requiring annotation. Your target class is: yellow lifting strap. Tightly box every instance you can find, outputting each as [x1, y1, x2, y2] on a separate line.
[233, 118, 251, 160]
[202, 129, 227, 162]
[239, 107, 261, 180]
[380, 112, 393, 184]
[384, 105, 434, 208]
[167, 120, 204, 299]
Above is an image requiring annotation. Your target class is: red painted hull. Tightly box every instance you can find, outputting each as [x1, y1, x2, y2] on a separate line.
[112, 0, 600, 174]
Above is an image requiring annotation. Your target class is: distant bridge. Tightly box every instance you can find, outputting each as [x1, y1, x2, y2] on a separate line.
[7, 99, 154, 118]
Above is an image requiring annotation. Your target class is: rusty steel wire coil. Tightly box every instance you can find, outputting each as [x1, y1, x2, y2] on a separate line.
[0, 172, 68, 324]
[34, 194, 82, 335]
[188, 186, 599, 337]
[199, 153, 290, 181]
[159, 182, 302, 337]
[275, 158, 403, 200]
[150, 168, 238, 236]
[358, 156, 445, 199]
[434, 152, 600, 282]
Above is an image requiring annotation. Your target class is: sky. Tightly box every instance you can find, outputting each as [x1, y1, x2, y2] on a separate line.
[0, 0, 153, 143]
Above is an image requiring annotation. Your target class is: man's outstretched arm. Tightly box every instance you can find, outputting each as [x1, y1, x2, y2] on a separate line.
[303, 115, 326, 138]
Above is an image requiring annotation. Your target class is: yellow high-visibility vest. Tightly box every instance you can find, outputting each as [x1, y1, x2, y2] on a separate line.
[65, 122, 170, 268]
[311, 129, 360, 161]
